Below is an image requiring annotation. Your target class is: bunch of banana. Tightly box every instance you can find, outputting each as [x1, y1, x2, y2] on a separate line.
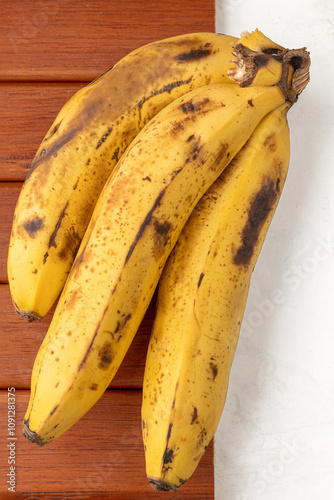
[23, 81, 288, 445]
[142, 102, 291, 491]
[10, 27, 310, 492]
[7, 29, 289, 322]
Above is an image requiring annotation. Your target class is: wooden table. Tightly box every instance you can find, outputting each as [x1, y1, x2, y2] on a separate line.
[0, 1, 215, 498]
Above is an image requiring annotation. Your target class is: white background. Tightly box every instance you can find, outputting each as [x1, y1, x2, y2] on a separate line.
[214, 1, 334, 499]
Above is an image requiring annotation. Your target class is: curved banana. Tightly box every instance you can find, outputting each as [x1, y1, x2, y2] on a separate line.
[22, 82, 287, 445]
[7, 29, 292, 322]
[141, 103, 291, 492]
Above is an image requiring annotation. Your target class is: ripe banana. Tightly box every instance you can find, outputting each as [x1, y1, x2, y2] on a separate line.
[141, 103, 291, 492]
[7, 29, 292, 322]
[22, 82, 287, 446]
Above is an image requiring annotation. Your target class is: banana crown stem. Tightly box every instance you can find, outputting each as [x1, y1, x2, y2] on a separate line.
[229, 44, 311, 103]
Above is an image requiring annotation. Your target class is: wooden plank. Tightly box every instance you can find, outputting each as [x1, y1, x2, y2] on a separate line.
[0, 83, 85, 181]
[0, 390, 214, 498]
[0, 284, 155, 390]
[0, 0, 215, 82]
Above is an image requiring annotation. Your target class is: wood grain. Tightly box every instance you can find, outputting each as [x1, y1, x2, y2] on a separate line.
[0, 284, 155, 390]
[0, 0, 215, 82]
[0, 390, 214, 498]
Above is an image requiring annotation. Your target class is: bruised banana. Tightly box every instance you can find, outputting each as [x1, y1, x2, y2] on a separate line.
[142, 102, 292, 492]
[7, 29, 299, 322]
[22, 82, 288, 445]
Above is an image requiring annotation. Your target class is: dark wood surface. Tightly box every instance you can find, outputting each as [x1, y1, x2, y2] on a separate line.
[0, 0, 215, 497]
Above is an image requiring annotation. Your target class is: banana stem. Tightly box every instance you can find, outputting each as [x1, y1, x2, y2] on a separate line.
[228, 44, 311, 103]
[228, 44, 281, 87]
[279, 47, 311, 101]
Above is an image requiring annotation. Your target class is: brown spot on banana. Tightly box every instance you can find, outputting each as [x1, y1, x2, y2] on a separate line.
[96, 126, 113, 149]
[166, 422, 173, 441]
[111, 147, 120, 162]
[197, 427, 207, 449]
[214, 142, 229, 167]
[181, 101, 196, 113]
[161, 423, 175, 472]
[137, 79, 192, 122]
[125, 170, 179, 264]
[152, 219, 171, 255]
[175, 44, 213, 62]
[78, 322, 101, 371]
[234, 178, 279, 266]
[197, 273, 205, 288]
[98, 342, 113, 370]
[185, 141, 203, 164]
[209, 362, 218, 380]
[57, 226, 81, 262]
[191, 406, 198, 424]
[180, 97, 210, 114]
[171, 121, 185, 134]
[62, 290, 79, 313]
[50, 404, 59, 416]
[162, 448, 174, 471]
[126, 165, 185, 263]
[48, 202, 69, 249]
[154, 220, 170, 240]
[114, 313, 132, 336]
[23, 216, 44, 237]
[264, 133, 277, 151]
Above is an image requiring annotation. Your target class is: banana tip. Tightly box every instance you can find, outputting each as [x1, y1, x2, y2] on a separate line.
[22, 419, 45, 446]
[15, 308, 42, 322]
[148, 477, 180, 492]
